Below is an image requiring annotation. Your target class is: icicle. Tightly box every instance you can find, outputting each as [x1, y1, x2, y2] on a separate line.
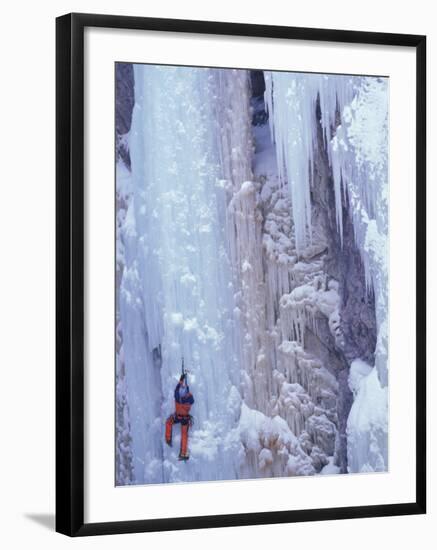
[264, 71, 369, 254]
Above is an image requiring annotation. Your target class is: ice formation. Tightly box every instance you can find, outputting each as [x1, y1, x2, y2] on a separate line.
[115, 64, 389, 484]
[264, 72, 388, 472]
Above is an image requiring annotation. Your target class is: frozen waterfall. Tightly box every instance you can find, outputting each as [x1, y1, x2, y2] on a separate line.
[118, 65, 254, 483]
[115, 64, 389, 484]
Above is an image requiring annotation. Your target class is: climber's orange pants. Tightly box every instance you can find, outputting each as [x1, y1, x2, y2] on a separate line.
[165, 414, 190, 455]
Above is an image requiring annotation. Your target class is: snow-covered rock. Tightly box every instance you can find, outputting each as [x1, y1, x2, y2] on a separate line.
[347, 363, 388, 473]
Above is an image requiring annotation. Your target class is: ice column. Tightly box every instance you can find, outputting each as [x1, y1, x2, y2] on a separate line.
[122, 65, 252, 483]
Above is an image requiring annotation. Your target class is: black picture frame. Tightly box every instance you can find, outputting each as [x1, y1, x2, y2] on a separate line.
[56, 12, 426, 537]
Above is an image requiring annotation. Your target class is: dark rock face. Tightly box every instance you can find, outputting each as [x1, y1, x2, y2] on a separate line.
[338, 216, 377, 364]
[115, 62, 135, 168]
[116, 62, 135, 135]
[115, 63, 135, 485]
[336, 368, 353, 473]
[115, 64, 134, 297]
[250, 70, 266, 98]
[307, 315, 345, 377]
[310, 97, 377, 472]
[307, 312, 352, 474]
[250, 70, 268, 126]
[312, 99, 377, 365]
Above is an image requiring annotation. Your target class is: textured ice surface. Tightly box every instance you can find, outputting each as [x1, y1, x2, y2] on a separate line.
[116, 66, 388, 483]
[265, 72, 388, 473]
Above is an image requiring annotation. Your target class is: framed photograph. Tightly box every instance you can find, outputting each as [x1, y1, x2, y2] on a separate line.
[56, 12, 426, 536]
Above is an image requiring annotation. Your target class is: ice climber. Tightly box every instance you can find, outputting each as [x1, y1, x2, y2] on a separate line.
[165, 372, 194, 461]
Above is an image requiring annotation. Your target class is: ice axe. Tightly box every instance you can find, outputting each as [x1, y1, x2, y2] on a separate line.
[181, 357, 190, 386]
